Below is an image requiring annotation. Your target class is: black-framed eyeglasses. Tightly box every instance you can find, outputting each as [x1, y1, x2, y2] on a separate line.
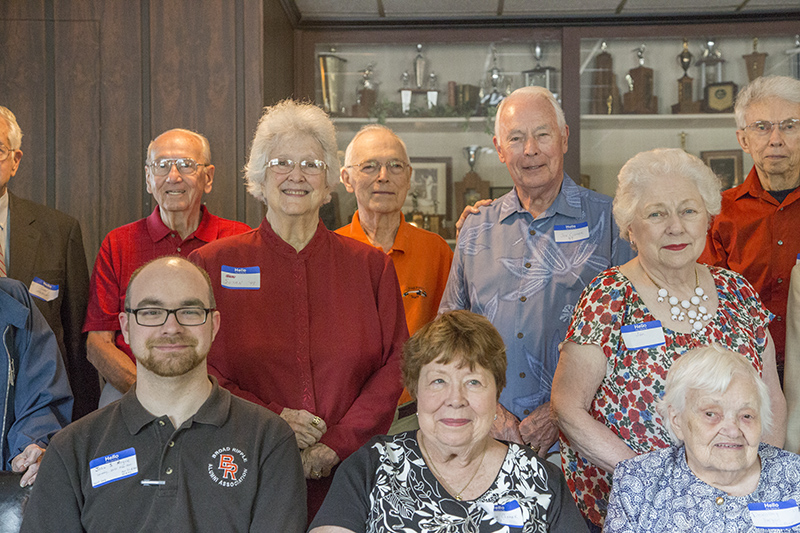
[266, 158, 328, 176]
[743, 119, 800, 136]
[148, 158, 209, 177]
[125, 307, 214, 327]
[346, 159, 408, 176]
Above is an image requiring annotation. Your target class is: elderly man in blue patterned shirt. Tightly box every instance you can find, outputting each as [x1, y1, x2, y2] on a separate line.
[439, 86, 634, 457]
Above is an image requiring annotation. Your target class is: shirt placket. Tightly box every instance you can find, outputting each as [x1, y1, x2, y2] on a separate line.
[293, 256, 315, 412]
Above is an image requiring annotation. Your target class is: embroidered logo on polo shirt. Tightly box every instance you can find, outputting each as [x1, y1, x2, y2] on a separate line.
[403, 287, 427, 299]
[208, 447, 248, 487]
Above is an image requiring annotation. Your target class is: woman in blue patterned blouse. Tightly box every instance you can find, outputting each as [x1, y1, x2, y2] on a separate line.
[606, 344, 800, 532]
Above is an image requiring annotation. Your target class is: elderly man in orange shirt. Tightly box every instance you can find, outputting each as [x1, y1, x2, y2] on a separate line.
[336, 125, 453, 432]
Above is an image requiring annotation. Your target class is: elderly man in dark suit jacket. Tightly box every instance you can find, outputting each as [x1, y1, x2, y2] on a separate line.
[0, 105, 98, 419]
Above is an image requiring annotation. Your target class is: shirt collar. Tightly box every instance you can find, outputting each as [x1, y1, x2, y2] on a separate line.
[0, 189, 8, 233]
[121, 375, 230, 435]
[734, 165, 800, 205]
[498, 173, 582, 222]
[351, 210, 408, 254]
[146, 205, 212, 243]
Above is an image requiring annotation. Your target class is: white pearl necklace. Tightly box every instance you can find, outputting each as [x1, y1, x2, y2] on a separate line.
[645, 268, 711, 331]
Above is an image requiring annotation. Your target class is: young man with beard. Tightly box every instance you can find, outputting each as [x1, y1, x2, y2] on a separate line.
[21, 256, 306, 532]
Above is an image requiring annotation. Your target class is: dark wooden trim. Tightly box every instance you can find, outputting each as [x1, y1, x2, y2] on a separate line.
[140, 0, 151, 217]
[235, 0, 246, 221]
[45, 0, 55, 208]
[562, 26, 580, 182]
[278, 0, 300, 27]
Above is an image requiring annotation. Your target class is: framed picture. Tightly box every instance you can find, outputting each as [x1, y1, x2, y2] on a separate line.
[404, 157, 453, 222]
[490, 186, 512, 199]
[700, 149, 744, 190]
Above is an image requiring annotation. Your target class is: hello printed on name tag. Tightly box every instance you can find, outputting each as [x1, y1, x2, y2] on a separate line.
[29, 277, 59, 302]
[554, 222, 590, 243]
[748, 500, 800, 529]
[90, 448, 138, 488]
[221, 266, 260, 290]
[621, 321, 666, 350]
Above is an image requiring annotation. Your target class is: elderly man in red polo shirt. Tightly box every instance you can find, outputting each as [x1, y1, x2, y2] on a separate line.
[700, 75, 800, 381]
[83, 129, 250, 407]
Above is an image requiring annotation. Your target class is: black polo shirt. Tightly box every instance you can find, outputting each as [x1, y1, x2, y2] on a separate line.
[21, 377, 306, 532]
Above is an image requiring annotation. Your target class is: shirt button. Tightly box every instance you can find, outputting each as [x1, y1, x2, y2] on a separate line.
[517, 332, 524, 339]
[524, 262, 531, 268]
[529, 230, 535, 236]
[158, 420, 166, 426]
[168, 441, 175, 447]
[176, 247, 182, 252]
[520, 296, 527, 302]
[715, 496, 724, 506]
[519, 372, 526, 378]
[165, 467, 173, 475]
[778, 240, 784, 245]
[778, 278, 784, 284]
[523, 409, 530, 415]
[171, 233, 176, 238]
[776, 316, 783, 322]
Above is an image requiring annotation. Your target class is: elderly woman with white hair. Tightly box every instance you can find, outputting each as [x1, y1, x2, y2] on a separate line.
[551, 148, 786, 530]
[605, 344, 800, 532]
[190, 100, 407, 521]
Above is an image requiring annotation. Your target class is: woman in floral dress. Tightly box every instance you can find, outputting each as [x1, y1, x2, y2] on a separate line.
[550, 149, 786, 531]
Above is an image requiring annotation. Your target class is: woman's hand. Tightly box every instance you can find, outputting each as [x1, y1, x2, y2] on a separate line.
[490, 403, 524, 444]
[301, 443, 340, 479]
[12, 443, 45, 487]
[280, 408, 327, 449]
[551, 341, 637, 472]
[519, 402, 559, 457]
[455, 199, 493, 239]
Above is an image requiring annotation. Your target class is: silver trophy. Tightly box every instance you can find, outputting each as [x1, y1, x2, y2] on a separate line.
[696, 39, 725, 88]
[318, 50, 348, 115]
[414, 44, 427, 89]
[464, 146, 482, 172]
[523, 42, 558, 99]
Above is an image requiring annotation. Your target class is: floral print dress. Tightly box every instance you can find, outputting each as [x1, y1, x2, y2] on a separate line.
[559, 265, 771, 527]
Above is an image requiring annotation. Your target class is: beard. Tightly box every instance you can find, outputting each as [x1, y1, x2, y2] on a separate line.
[138, 334, 206, 377]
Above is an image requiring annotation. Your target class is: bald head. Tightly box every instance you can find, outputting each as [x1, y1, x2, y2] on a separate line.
[125, 256, 215, 311]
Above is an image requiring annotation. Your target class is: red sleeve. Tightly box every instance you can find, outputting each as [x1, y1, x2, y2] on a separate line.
[698, 216, 729, 268]
[83, 233, 123, 332]
[319, 257, 407, 459]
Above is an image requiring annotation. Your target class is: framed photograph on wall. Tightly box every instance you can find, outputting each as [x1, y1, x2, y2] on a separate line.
[700, 149, 744, 190]
[404, 157, 453, 222]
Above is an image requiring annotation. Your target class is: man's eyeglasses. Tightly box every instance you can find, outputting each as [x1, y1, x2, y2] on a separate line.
[347, 160, 408, 176]
[266, 158, 328, 176]
[0, 145, 15, 163]
[125, 307, 214, 327]
[743, 119, 800, 136]
[148, 158, 209, 177]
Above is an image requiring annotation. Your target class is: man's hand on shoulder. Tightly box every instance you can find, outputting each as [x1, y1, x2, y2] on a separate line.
[12, 443, 45, 487]
[455, 199, 494, 240]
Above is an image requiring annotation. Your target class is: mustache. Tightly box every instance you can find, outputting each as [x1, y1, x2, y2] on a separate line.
[145, 335, 199, 349]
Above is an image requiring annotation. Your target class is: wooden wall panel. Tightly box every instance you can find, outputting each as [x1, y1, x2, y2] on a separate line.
[53, 21, 101, 261]
[0, 20, 47, 206]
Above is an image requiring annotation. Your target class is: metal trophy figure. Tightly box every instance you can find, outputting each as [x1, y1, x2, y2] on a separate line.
[622, 44, 658, 114]
[414, 44, 427, 90]
[672, 39, 702, 114]
[786, 35, 800, 81]
[743, 38, 768, 82]
[523, 42, 559, 100]
[696, 39, 724, 89]
[480, 46, 506, 108]
[696, 38, 737, 113]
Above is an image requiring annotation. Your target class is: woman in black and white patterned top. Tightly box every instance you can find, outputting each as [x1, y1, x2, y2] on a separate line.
[309, 310, 586, 533]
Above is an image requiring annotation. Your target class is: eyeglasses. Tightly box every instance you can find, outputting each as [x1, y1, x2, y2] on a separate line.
[125, 307, 214, 327]
[148, 158, 209, 177]
[0, 145, 15, 163]
[743, 119, 800, 136]
[347, 160, 408, 176]
[266, 158, 328, 176]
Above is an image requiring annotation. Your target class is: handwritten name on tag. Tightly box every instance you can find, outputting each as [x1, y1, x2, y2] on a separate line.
[748, 500, 800, 529]
[90, 448, 138, 488]
[221, 266, 260, 290]
[29, 277, 59, 302]
[621, 321, 666, 350]
[554, 222, 589, 243]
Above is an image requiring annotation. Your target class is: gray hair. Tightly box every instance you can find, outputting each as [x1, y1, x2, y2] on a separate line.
[735, 75, 800, 129]
[344, 124, 409, 167]
[494, 86, 566, 139]
[244, 100, 339, 204]
[613, 148, 721, 243]
[0, 106, 23, 150]
[146, 128, 212, 164]
[658, 344, 772, 445]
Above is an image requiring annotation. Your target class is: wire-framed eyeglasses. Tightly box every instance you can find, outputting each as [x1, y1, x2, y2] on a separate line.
[266, 158, 328, 176]
[148, 158, 209, 176]
[743, 119, 800, 136]
[125, 307, 214, 327]
[346, 160, 408, 176]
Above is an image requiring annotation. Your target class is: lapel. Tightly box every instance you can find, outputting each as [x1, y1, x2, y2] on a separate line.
[7, 192, 41, 280]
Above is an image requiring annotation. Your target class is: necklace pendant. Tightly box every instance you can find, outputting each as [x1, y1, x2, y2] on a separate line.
[455, 495, 462, 501]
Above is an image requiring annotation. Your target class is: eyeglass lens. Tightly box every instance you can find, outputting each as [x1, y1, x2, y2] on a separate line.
[267, 158, 326, 175]
[151, 158, 201, 176]
[747, 119, 800, 135]
[132, 307, 209, 326]
[358, 160, 407, 175]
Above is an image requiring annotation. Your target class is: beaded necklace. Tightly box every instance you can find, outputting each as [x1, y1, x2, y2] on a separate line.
[644, 267, 711, 330]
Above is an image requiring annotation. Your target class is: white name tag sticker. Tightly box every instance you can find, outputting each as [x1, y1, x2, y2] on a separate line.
[796, 253, 800, 265]
[554, 222, 590, 243]
[28, 277, 59, 302]
[90, 448, 138, 488]
[748, 500, 800, 529]
[477, 499, 525, 528]
[221, 266, 260, 290]
[621, 321, 666, 350]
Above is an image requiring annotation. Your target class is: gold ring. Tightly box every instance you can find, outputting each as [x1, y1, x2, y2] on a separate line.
[531, 445, 541, 454]
[311, 416, 321, 428]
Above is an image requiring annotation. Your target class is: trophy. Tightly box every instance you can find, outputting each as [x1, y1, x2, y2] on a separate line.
[414, 44, 427, 89]
[590, 42, 621, 115]
[480, 46, 506, 109]
[786, 35, 800, 81]
[523, 42, 559, 99]
[427, 72, 438, 108]
[672, 39, 702, 114]
[743, 38, 768, 82]
[317, 50, 348, 115]
[352, 63, 378, 118]
[696, 39, 737, 113]
[455, 146, 491, 217]
[622, 44, 658, 114]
